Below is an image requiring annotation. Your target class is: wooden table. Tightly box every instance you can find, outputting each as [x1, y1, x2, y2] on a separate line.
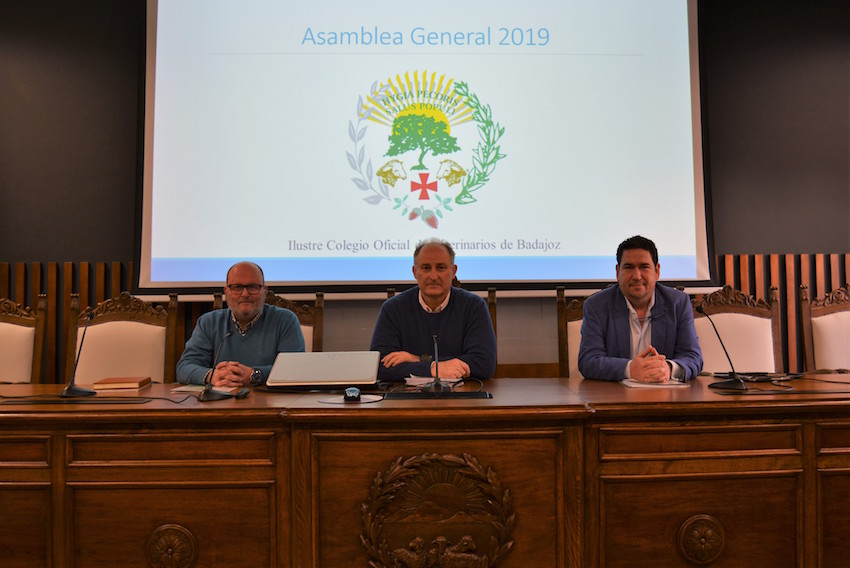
[2, 375, 850, 567]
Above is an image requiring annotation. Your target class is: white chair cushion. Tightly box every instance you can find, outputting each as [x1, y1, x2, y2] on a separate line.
[74, 321, 166, 384]
[301, 325, 313, 353]
[695, 313, 776, 373]
[812, 312, 850, 370]
[567, 319, 583, 378]
[0, 322, 36, 383]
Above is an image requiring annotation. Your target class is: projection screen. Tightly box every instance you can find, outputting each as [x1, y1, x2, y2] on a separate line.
[139, 0, 710, 290]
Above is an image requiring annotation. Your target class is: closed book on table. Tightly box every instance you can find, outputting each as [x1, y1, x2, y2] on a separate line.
[92, 376, 152, 390]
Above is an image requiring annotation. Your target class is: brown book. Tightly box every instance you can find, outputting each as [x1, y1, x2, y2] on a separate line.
[92, 376, 152, 390]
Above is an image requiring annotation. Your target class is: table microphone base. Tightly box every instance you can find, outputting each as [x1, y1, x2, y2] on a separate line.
[60, 384, 96, 398]
[198, 388, 233, 401]
[708, 377, 748, 391]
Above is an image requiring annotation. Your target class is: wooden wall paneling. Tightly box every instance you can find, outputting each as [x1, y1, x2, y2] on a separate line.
[30, 262, 42, 309]
[844, 253, 850, 284]
[739, 254, 750, 296]
[94, 262, 106, 304]
[724, 255, 735, 287]
[15, 263, 26, 305]
[800, 255, 811, 298]
[62, 262, 75, 386]
[111, 261, 122, 297]
[785, 255, 798, 373]
[829, 253, 840, 291]
[79, 261, 90, 309]
[815, 254, 827, 298]
[753, 254, 765, 300]
[0, 262, 8, 298]
[45, 263, 58, 384]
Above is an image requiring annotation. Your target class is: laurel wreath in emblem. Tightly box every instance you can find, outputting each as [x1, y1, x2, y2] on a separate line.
[348, 79, 505, 228]
[360, 452, 515, 567]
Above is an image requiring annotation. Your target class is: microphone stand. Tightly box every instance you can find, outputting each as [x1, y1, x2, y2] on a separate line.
[698, 306, 748, 391]
[198, 330, 235, 401]
[385, 334, 491, 399]
[61, 312, 96, 397]
[426, 333, 452, 394]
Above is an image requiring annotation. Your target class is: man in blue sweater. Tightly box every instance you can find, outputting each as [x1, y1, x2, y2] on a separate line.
[176, 261, 305, 387]
[370, 239, 497, 382]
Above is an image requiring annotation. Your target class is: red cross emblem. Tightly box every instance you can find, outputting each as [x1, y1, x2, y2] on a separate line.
[410, 172, 438, 200]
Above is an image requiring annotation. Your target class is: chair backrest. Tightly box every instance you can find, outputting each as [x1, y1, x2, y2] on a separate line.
[692, 285, 782, 374]
[0, 295, 47, 383]
[800, 285, 850, 371]
[64, 292, 178, 384]
[212, 291, 324, 352]
[557, 287, 586, 378]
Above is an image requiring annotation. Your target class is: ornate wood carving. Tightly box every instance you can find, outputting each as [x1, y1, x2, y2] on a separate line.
[145, 523, 198, 568]
[0, 297, 34, 319]
[812, 285, 850, 309]
[361, 453, 515, 568]
[266, 290, 318, 326]
[85, 291, 168, 323]
[699, 285, 769, 310]
[677, 514, 725, 565]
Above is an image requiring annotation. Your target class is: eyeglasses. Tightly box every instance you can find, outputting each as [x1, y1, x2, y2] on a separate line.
[226, 284, 264, 295]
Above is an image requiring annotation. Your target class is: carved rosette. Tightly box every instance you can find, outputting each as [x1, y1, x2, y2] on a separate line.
[361, 452, 515, 567]
[0, 298, 33, 318]
[699, 285, 768, 310]
[813, 285, 850, 308]
[677, 514, 724, 565]
[85, 291, 167, 321]
[146, 524, 198, 568]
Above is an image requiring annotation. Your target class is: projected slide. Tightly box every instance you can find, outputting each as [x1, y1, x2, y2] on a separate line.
[141, 0, 707, 288]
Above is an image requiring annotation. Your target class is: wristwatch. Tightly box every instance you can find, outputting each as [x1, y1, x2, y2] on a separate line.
[250, 368, 263, 386]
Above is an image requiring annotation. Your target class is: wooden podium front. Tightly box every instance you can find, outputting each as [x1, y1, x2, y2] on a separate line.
[2, 375, 850, 567]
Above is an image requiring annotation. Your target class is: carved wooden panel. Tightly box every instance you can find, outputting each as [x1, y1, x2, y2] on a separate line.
[70, 486, 274, 567]
[300, 431, 570, 567]
[0, 486, 51, 568]
[361, 453, 515, 567]
[600, 476, 799, 567]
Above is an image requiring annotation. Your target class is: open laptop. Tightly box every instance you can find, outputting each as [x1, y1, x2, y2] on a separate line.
[265, 351, 380, 388]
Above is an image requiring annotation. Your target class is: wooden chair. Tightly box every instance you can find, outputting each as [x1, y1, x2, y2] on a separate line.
[800, 285, 850, 372]
[0, 294, 47, 383]
[64, 292, 178, 384]
[556, 287, 587, 378]
[213, 290, 324, 352]
[692, 285, 783, 374]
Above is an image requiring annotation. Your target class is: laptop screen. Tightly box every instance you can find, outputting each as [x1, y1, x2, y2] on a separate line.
[266, 351, 380, 387]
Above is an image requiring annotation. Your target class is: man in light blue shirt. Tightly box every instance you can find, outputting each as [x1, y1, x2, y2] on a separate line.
[578, 236, 702, 382]
[176, 261, 304, 387]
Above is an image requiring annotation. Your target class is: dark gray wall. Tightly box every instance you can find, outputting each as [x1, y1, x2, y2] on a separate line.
[700, 0, 849, 253]
[1, 0, 848, 266]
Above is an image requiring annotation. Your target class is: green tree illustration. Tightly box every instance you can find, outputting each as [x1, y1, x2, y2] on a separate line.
[385, 114, 460, 170]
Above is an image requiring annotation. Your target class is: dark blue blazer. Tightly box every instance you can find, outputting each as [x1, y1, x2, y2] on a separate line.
[577, 284, 703, 381]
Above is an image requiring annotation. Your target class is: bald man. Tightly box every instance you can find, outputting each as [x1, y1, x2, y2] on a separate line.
[176, 261, 305, 387]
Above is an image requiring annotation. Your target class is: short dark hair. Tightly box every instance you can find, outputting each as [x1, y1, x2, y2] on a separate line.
[616, 235, 658, 265]
[414, 238, 456, 264]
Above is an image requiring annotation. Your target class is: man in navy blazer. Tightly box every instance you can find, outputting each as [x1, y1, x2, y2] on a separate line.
[578, 235, 703, 382]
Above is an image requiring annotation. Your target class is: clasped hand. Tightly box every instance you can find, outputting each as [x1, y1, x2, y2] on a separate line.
[210, 361, 251, 387]
[628, 346, 672, 383]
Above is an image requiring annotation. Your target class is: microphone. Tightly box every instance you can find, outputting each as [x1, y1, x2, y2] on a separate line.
[61, 311, 96, 397]
[198, 330, 235, 402]
[427, 333, 451, 393]
[697, 305, 747, 391]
